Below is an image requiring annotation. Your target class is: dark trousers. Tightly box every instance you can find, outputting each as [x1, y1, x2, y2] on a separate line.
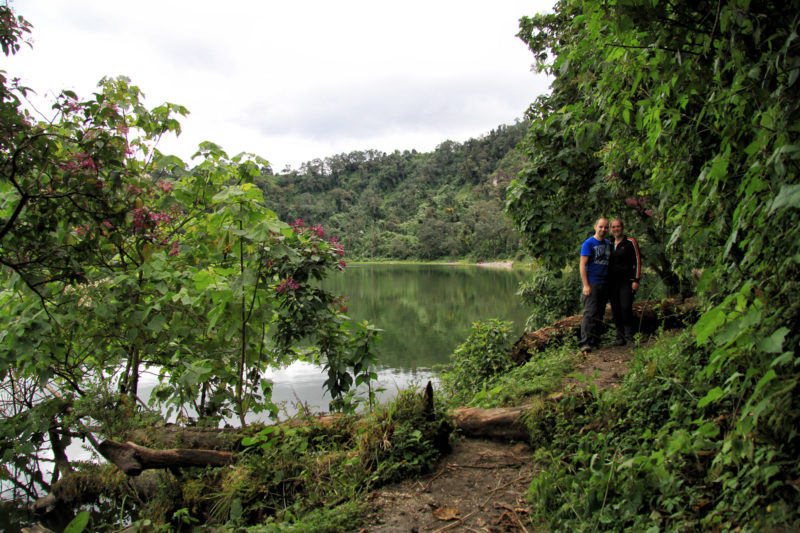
[609, 279, 636, 342]
[579, 282, 607, 348]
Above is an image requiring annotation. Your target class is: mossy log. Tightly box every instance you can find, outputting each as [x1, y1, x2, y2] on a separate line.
[119, 424, 246, 451]
[510, 297, 698, 364]
[32, 469, 162, 516]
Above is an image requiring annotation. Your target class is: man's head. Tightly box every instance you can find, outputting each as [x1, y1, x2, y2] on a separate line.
[610, 218, 624, 239]
[594, 217, 609, 240]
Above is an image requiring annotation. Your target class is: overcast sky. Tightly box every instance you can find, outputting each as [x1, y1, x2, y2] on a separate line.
[8, 0, 554, 171]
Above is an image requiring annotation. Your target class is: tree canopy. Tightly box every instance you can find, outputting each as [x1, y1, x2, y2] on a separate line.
[507, 0, 800, 528]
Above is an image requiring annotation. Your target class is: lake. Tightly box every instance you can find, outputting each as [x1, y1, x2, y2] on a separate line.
[264, 263, 531, 415]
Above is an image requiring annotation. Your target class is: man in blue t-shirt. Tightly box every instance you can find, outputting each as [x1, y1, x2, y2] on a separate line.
[579, 217, 611, 353]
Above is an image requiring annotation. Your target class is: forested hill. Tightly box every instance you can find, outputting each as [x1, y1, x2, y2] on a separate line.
[256, 120, 529, 261]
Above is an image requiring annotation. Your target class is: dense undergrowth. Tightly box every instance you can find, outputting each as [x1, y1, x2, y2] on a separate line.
[523, 332, 799, 532]
[21, 388, 450, 532]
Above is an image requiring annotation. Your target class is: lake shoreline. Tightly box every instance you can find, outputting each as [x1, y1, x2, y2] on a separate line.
[348, 260, 525, 270]
[476, 261, 513, 269]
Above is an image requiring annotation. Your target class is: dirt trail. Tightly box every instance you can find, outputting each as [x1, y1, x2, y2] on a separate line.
[361, 340, 646, 532]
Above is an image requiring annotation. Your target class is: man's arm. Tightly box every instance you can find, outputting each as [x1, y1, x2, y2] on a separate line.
[580, 255, 591, 295]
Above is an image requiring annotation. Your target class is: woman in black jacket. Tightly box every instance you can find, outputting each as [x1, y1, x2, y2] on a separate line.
[608, 218, 642, 346]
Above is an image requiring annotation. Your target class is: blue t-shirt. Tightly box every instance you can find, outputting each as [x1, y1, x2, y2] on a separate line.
[581, 236, 610, 284]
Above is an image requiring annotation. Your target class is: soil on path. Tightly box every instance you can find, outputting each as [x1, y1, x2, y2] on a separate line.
[361, 339, 648, 532]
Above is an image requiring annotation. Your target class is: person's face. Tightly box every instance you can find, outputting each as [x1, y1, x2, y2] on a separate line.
[611, 220, 623, 238]
[594, 219, 609, 238]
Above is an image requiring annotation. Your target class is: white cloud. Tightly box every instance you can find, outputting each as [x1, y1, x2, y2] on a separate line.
[8, 0, 554, 169]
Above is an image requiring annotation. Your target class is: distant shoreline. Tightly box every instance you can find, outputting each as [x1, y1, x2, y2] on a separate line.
[476, 261, 514, 269]
[347, 260, 521, 270]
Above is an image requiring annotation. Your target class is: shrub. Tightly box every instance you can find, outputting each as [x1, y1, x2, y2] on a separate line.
[439, 319, 514, 403]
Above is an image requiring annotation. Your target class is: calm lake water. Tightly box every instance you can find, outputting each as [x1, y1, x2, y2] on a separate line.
[265, 263, 531, 415]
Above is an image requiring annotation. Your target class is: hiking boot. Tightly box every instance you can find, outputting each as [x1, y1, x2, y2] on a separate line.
[580, 345, 592, 354]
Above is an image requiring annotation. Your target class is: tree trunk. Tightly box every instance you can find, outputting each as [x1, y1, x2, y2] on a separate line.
[510, 297, 698, 363]
[450, 391, 594, 442]
[32, 382, 439, 517]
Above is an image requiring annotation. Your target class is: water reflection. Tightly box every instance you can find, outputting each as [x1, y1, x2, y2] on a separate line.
[254, 264, 530, 416]
[322, 264, 530, 370]
[263, 361, 438, 416]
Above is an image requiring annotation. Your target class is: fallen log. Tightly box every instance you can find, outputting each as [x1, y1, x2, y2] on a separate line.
[32, 469, 162, 516]
[451, 391, 596, 442]
[451, 405, 531, 442]
[119, 424, 245, 451]
[96, 439, 235, 476]
[511, 297, 698, 363]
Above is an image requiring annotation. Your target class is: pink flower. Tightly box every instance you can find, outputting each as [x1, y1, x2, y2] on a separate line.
[275, 277, 300, 294]
[76, 153, 96, 170]
[102, 221, 113, 229]
[169, 241, 180, 256]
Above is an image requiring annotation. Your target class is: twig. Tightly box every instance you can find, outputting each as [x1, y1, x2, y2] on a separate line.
[448, 462, 523, 470]
[430, 483, 499, 533]
[488, 474, 532, 495]
[512, 507, 531, 533]
[430, 509, 479, 533]
[423, 468, 447, 491]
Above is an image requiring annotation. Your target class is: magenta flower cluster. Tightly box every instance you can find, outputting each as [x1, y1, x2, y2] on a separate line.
[275, 277, 300, 294]
[290, 218, 325, 238]
[131, 208, 172, 232]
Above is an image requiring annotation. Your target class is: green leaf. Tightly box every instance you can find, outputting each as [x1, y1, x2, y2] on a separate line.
[147, 314, 167, 333]
[230, 498, 243, 520]
[694, 308, 725, 345]
[768, 183, 800, 214]
[698, 386, 725, 408]
[753, 369, 777, 396]
[758, 327, 789, 353]
[63, 510, 90, 533]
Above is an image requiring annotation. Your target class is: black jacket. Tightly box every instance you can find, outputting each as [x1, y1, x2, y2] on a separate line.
[609, 236, 641, 283]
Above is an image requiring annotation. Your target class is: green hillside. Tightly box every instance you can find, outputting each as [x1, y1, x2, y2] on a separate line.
[257, 121, 529, 261]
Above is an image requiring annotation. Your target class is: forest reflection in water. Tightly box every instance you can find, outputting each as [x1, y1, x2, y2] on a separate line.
[267, 263, 530, 414]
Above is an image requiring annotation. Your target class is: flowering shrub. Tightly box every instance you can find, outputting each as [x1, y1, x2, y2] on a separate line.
[0, 6, 379, 508]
